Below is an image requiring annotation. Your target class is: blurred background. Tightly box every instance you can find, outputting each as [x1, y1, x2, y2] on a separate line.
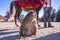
[0, 0, 60, 22]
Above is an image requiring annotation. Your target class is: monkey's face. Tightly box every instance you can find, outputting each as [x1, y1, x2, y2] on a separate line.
[28, 10, 37, 19]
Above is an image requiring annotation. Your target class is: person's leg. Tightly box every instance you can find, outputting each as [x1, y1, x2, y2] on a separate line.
[48, 9, 51, 26]
[47, 8, 53, 27]
[44, 7, 47, 27]
[44, 13, 47, 27]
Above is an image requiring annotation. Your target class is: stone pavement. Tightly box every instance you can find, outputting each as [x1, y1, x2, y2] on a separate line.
[0, 22, 60, 40]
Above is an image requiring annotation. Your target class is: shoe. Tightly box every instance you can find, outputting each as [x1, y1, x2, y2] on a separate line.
[44, 25, 47, 28]
[48, 26, 54, 27]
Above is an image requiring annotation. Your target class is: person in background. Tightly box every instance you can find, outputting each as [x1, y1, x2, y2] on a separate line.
[43, 0, 54, 27]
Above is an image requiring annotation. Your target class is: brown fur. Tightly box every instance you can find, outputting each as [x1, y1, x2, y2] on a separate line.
[20, 10, 37, 37]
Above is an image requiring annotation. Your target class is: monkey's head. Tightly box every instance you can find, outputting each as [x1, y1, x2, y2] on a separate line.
[28, 10, 37, 19]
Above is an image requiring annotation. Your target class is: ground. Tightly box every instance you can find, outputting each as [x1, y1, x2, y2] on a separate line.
[0, 22, 60, 40]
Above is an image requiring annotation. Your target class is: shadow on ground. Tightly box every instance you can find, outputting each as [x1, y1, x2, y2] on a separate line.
[0, 29, 20, 40]
[0, 31, 19, 35]
[0, 29, 8, 31]
[0, 29, 19, 35]
[34, 32, 60, 40]
[0, 35, 20, 40]
[0, 29, 60, 40]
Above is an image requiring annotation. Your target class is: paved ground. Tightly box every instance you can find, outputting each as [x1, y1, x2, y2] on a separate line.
[0, 22, 60, 40]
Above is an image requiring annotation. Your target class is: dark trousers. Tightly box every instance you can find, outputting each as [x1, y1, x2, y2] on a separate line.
[44, 7, 52, 27]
